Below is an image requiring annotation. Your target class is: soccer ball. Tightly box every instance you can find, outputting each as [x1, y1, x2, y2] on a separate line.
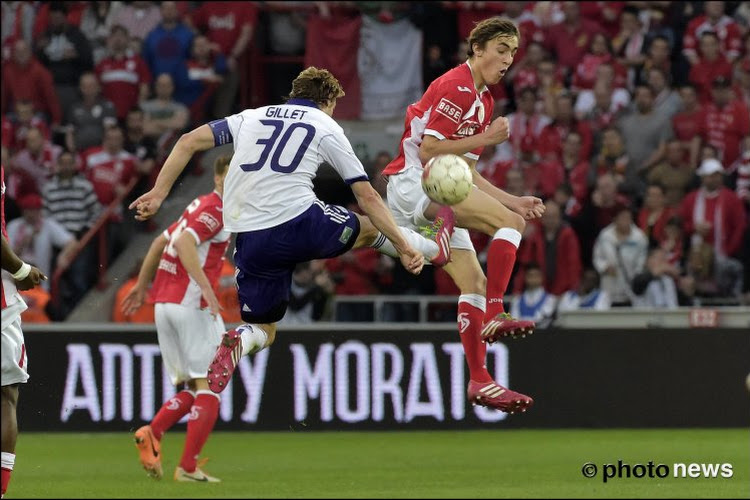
[421, 154, 473, 206]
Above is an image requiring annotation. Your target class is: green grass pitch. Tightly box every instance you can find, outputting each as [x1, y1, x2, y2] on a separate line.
[10, 429, 749, 498]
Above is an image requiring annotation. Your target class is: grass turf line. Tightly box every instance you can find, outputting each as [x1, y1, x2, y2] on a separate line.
[10, 429, 749, 498]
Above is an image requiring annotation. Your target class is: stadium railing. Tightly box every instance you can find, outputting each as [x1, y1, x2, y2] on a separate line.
[50, 176, 139, 311]
[331, 295, 750, 328]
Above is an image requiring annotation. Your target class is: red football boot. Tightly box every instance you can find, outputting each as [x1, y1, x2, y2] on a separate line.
[481, 312, 535, 344]
[467, 380, 534, 414]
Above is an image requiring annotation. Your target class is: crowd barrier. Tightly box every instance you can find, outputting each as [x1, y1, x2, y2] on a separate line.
[18, 324, 750, 431]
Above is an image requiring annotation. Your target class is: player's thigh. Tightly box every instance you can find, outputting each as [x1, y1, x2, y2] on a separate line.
[1, 320, 28, 387]
[353, 213, 378, 249]
[441, 248, 487, 295]
[425, 187, 525, 235]
[175, 308, 225, 381]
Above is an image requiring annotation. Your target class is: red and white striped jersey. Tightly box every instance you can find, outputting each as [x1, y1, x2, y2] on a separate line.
[383, 62, 494, 176]
[95, 52, 151, 119]
[150, 191, 231, 310]
[1, 164, 27, 327]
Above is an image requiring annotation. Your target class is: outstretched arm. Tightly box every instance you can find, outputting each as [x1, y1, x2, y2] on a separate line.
[120, 233, 168, 316]
[1, 235, 47, 290]
[129, 124, 216, 220]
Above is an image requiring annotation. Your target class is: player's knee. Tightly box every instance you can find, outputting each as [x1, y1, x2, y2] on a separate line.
[507, 212, 526, 232]
[1, 385, 19, 408]
[456, 273, 486, 295]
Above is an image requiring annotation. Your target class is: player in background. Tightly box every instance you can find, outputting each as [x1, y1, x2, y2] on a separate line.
[1, 164, 46, 498]
[121, 156, 231, 483]
[128, 67, 452, 395]
[383, 18, 545, 414]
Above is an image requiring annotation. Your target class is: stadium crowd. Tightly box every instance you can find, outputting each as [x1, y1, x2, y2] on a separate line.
[1, 1, 749, 323]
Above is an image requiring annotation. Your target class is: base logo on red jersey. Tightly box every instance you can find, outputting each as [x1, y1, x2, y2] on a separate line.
[436, 98, 462, 124]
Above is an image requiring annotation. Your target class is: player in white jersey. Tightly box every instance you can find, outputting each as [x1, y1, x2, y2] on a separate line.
[1, 164, 46, 498]
[121, 156, 231, 482]
[129, 67, 454, 395]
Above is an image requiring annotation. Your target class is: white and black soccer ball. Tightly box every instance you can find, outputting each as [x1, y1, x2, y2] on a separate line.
[421, 154, 473, 206]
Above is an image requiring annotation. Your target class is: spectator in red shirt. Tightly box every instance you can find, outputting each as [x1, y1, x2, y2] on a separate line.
[689, 31, 734, 104]
[638, 182, 675, 248]
[561, 131, 592, 205]
[545, 1, 603, 75]
[1, 100, 51, 155]
[188, 1, 257, 119]
[538, 91, 593, 163]
[571, 32, 625, 92]
[1, 39, 61, 125]
[95, 24, 152, 120]
[579, 1, 623, 39]
[703, 76, 750, 167]
[680, 158, 747, 259]
[682, 0, 743, 65]
[515, 200, 582, 295]
[9, 126, 61, 194]
[672, 84, 705, 170]
[82, 125, 138, 211]
[494, 86, 551, 165]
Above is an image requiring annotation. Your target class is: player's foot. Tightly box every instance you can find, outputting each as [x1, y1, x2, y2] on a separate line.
[421, 205, 455, 266]
[207, 328, 243, 394]
[134, 425, 162, 479]
[481, 312, 534, 344]
[174, 460, 221, 483]
[467, 380, 534, 414]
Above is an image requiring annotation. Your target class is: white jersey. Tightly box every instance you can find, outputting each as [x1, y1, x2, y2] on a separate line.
[212, 99, 369, 232]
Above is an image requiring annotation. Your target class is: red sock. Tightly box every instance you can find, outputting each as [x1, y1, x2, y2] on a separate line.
[1, 467, 11, 497]
[150, 390, 195, 440]
[484, 228, 521, 321]
[179, 391, 220, 472]
[458, 295, 492, 383]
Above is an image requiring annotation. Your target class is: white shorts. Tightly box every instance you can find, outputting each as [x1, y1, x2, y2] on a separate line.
[386, 166, 475, 252]
[154, 303, 226, 386]
[2, 318, 29, 386]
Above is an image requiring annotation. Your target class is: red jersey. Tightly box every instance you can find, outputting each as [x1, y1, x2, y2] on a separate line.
[150, 192, 231, 309]
[672, 107, 706, 142]
[688, 57, 734, 104]
[704, 100, 750, 166]
[682, 15, 743, 62]
[384, 62, 494, 175]
[190, 2, 259, 55]
[82, 147, 137, 218]
[1, 116, 50, 153]
[95, 52, 152, 119]
[1, 164, 25, 317]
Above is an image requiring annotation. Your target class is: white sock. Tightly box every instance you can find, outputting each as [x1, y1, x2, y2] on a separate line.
[1, 452, 14, 471]
[371, 227, 439, 261]
[238, 324, 268, 356]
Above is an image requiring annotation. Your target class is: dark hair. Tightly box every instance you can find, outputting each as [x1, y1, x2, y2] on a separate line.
[649, 35, 671, 50]
[525, 262, 541, 273]
[286, 67, 345, 107]
[111, 24, 129, 36]
[700, 31, 720, 42]
[555, 183, 574, 196]
[467, 18, 520, 57]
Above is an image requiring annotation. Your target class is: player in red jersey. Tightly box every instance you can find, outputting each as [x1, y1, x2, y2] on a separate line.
[383, 18, 545, 414]
[1, 164, 46, 498]
[121, 156, 232, 483]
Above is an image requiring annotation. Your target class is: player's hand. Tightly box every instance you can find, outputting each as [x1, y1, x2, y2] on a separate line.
[201, 286, 223, 318]
[129, 190, 166, 221]
[398, 246, 424, 275]
[484, 116, 510, 146]
[512, 196, 546, 220]
[121, 284, 147, 317]
[15, 266, 47, 291]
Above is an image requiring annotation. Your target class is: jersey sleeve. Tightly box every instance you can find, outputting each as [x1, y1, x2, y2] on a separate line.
[423, 80, 479, 141]
[184, 202, 224, 244]
[209, 111, 245, 148]
[318, 129, 369, 184]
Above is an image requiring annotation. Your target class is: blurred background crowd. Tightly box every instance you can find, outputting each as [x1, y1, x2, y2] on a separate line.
[1, 1, 749, 324]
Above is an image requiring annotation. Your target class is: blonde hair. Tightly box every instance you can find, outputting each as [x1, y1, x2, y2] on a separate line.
[286, 67, 345, 107]
[467, 18, 520, 57]
[214, 155, 231, 177]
